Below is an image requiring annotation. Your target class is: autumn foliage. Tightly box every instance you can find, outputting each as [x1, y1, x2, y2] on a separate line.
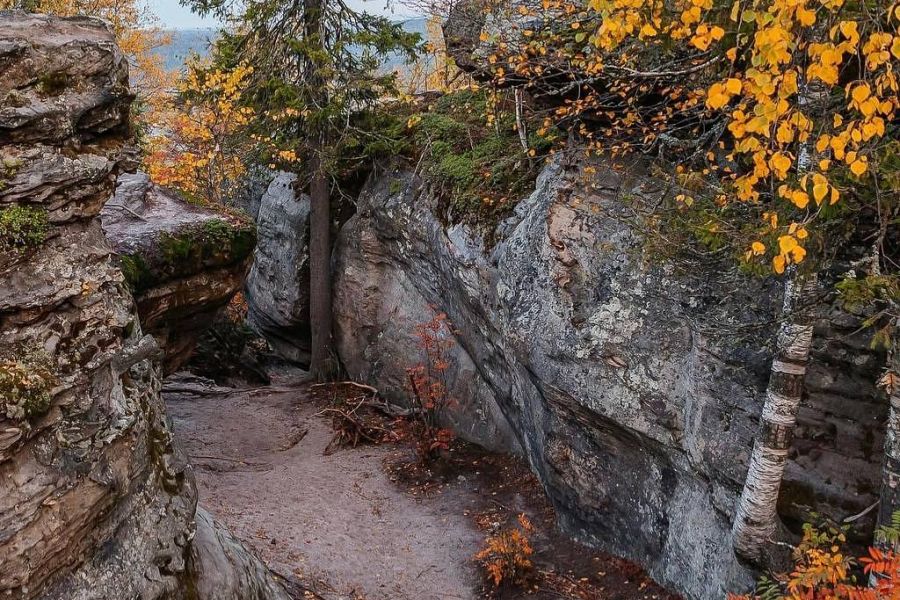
[405, 309, 457, 462]
[475, 513, 536, 590]
[145, 62, 255, 206]
[483, 0, 899, 275]
[730, 518, 900, 599]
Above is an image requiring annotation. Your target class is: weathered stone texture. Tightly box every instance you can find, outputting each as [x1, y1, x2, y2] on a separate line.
[101, 172, 255, 373]
[333, 159, 886, 599]
[244, 172, 312, 363]
[0, 13, 285, 600]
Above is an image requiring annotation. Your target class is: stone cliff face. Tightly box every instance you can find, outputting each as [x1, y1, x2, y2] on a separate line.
[244, 172, 312, 364]
[333, 160, 886, 598]
[101, 172, 256, 373]
[0, 13, 286, 600]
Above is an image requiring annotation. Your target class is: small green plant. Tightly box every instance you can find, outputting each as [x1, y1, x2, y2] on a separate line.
[0, 205, 49, 254]
[36, 71, 69, 97]
[0, 347, 56, 422]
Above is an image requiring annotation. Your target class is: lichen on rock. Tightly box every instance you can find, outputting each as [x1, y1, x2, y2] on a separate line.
[0, 346, 55, 422]
[101, 172, 257, 373]
[0, 13, 286, 600]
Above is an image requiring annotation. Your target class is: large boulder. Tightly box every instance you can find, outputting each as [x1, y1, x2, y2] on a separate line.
[0, 13, 287, 600]
[333, 159, 886, 599]
[101, 172, 256, 373]
[244, 172, 312, 363]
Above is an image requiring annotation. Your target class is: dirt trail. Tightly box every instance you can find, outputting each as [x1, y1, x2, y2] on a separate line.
[167, 381, 681, 600]
[167, 384, 484, 600]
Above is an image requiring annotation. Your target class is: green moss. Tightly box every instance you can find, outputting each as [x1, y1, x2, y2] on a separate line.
[407, 89, 559, 228]
[119, 253, 156, 293]
[0, 156, 21, 192]
[36, 71, 69, 97]
[0, 347, 56, 422]
[0, 205, 49, 254]
[120, 217, 257, 293]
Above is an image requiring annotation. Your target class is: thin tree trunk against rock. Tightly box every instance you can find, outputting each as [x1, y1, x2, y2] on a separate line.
[732, 272, 818, 560]
[514, 87, 528, 153]
[303, 0, 335, 380]
[308, 146, 334, 380]
[877, 321, 900, 534]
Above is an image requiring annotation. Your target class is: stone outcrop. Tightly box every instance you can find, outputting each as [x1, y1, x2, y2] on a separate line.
[244, 172, 312, 363]
[333, 160, 886, 598]
[101, 172, 256, 373]
[0, 13, 287, 600]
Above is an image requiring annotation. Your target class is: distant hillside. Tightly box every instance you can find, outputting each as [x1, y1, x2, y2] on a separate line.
[153, 18, 428, 72]
[154, 29, 217, 71]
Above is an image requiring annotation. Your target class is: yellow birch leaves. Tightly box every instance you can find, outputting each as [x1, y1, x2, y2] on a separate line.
[145, 62, 255, 206]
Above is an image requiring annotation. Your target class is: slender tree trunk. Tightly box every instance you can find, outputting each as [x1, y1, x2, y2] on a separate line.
[302, 0, 335, 380]
[732, 272, 818, 560]
[514, 87, 528, 153]
[307, 139, 334, 380]
[877, 320, 900, 535]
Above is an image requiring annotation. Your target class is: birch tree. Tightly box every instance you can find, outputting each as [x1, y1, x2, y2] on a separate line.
[732, 272, 818, 559]
[471, 0, 898, 558]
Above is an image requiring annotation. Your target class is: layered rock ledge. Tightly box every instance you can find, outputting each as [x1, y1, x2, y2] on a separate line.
[0, 13, 285, 600]
[101, 172, 256, 373]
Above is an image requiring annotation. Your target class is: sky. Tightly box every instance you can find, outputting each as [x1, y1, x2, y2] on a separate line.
[148, 0, 416, 28]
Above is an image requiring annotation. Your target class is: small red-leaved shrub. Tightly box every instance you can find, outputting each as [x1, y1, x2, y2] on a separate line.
[475, 513, 535, 590]
[405, 308, 457, 462]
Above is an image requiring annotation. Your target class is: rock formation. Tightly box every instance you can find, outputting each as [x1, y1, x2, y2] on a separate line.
[333, 160, 886, 598]
[244, 172, 312, 364]
[101, 172, 256, 373]
[0, 13, 287, 600]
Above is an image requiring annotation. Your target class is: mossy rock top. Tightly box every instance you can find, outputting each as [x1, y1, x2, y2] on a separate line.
[101, 172, 257, 294]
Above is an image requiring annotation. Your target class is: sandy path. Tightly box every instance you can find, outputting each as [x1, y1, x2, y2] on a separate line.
[166, 385, 483, 600]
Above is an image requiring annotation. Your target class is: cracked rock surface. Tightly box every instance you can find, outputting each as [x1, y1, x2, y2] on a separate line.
[0, 13, 286, 600]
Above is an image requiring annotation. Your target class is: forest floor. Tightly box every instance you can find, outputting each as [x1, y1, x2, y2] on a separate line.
[165, 376, 681, 600]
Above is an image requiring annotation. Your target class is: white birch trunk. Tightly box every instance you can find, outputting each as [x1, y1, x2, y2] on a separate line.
[732, 273, 818, 560]
[514, 87, 529, 153]
[877, 320, 900, 537]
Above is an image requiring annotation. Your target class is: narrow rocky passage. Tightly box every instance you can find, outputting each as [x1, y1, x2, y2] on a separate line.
[165, 377, 681, 600]
[166, 381, 483, 600]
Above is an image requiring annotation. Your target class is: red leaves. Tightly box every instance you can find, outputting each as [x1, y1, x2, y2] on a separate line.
[406, 307, 459, 463]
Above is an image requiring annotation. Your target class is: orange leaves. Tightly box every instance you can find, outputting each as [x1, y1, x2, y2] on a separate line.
[707, 79, 743, 109]
[769, 152, 792, 179]
[690, 24, 725, 51]
[144, 61, 255, 206]
[475, 513, 535, 589]
[733, 517, 900, 599]
[480, 0, 897, 278]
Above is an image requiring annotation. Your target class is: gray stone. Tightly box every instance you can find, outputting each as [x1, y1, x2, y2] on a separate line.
[0, 14, 287, 600]
[188, 508, 291, 600]
[245, 171, 312, 363]
[333, 158, 887, 599]
[101, 172, 256, 373]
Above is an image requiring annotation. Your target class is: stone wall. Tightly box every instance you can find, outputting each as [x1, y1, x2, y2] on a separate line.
[0, 13, 287, 600]
[333, 158, 886, 598]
